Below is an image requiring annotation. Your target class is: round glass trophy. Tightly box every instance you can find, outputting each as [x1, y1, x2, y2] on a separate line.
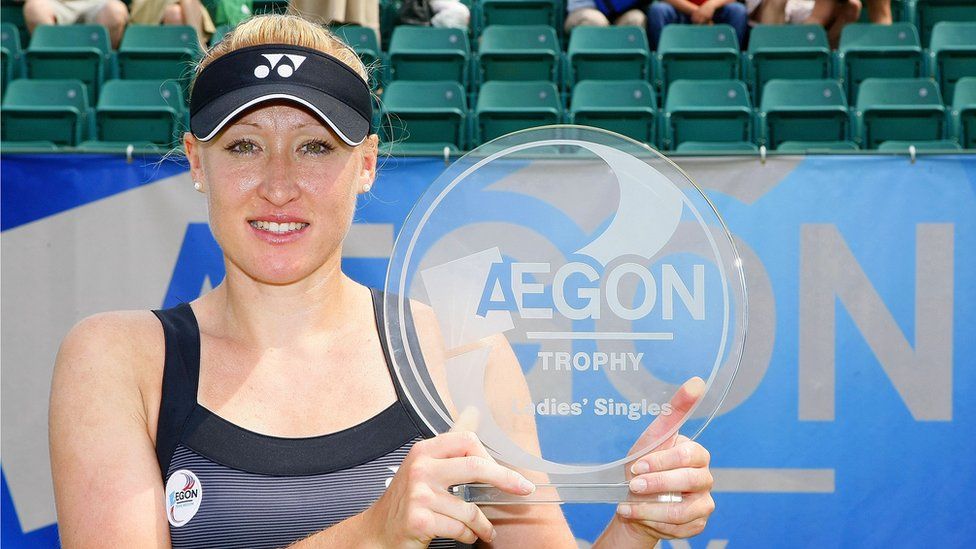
[383, 126, 746, 504]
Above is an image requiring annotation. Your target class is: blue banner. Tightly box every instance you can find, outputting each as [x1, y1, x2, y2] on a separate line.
[2, 153, 973, 547]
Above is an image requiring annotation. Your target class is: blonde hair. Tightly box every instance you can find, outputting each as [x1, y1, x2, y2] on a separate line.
[194, 14, 372, 87]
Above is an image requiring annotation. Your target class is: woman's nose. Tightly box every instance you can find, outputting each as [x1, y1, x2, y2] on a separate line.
[256, 150, 301, 206]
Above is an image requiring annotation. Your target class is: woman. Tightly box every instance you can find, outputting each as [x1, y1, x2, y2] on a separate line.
[49, 14, 715, 548]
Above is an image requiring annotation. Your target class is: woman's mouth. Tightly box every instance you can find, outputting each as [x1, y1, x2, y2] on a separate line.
[248, 220, 309, 234]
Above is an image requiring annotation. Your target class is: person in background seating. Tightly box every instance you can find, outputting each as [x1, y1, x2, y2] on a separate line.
[804, 0, 864, 47]
[647, 0, 748, 50]
[565, 0, 649, 35]
[129, 0, 216, 50]
[21, 0, 129, 48]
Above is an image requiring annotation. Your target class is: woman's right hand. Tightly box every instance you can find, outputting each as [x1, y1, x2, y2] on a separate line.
[362, 408, 536, 547]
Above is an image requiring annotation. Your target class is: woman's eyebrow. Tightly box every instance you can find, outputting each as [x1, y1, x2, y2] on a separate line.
[235, 120, 323, 130]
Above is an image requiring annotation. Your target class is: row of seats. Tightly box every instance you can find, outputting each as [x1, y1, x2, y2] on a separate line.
[313, 21, 976, 102]
[5, 21, 975, 109]
[1, 23, 199, 104]
[369, 76, 976, 151]
[4, 75, 974, 152]
[1, 78, 185, 150]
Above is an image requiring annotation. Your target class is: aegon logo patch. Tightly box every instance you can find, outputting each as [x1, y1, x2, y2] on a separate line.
[165, 470, 203, 527]
[253, 53, 307, 79]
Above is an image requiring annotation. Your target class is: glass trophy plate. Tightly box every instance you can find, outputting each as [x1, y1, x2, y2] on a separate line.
[382, 126, 746, 504]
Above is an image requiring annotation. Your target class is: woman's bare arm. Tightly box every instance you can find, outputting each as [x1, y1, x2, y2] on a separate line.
[49, 311, 172, 548]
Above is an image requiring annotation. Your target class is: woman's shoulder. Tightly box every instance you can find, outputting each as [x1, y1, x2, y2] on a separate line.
[53, 309, 166, 425]
[58, 309, 165, 366]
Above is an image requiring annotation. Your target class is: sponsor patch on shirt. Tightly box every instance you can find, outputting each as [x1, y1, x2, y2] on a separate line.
[166, 469, 203, 527]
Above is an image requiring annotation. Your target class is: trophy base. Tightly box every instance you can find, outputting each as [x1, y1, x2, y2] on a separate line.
[452, 483, 683, 505]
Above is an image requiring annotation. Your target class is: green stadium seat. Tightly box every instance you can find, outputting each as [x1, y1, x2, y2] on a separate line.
[837, 23, 923, 100]
[474, 80, 562, 144]
[26, 25, 115, 105]
[777, 140, 859, 152]
[118, 25, 201, 101]
[388, 27, 470, 86]
[855, 78, 946, 149]
[252, 0, 288, 14]
[569, 80, 656, 144]
[210, 24, 232, 47]
[380, 80, 468, 151]
[915, 0, 976, 46]
[655, 24, 740, 94]
[676, 141, 758, 152]
[662, 79, 753, 151]
[380, 0, 398, 50]
[1, 141, 60, 152]
[565, 26, 650, 87]
[476, 0, 560, 36]
[952, 76, 976, 149]
[2, 22, 25, 94]
[745, 25, 830, 103]
[333, 25, 384, 88]
[0, 0, 28, 49]
[877, 139, 962, 151]
[760, 79, 852, 149]
[477, 25, 559, 84]
[92, 79, 185, 147]
[1, 79, 90, 146]
[928, 22, 976, 105]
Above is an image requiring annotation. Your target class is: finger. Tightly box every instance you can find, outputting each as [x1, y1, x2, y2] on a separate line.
[411, 509, 479, 545]
[429, 492, 496, 543]
[627, 516, 709, 540]
[628, 466, 714, 495]
[435, 455, 535, 495]
[617, 491, 715, 525]
[627, 377, 706, 455]
[630, 439, 710, 475]
[416, 430, 492, 460]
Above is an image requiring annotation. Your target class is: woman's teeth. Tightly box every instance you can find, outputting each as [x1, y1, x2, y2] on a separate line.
[249, 220, 308, 233]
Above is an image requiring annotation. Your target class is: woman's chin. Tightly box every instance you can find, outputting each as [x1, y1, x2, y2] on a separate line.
[243, 259, 320, 286]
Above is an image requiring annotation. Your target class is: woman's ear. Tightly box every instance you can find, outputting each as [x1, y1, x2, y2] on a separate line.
[183, 132, 206, 192]
[358, 134, 380, 193]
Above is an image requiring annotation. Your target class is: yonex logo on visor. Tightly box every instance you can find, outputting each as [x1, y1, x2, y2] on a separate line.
[190, 44, 372, 146]
[254, 54, 307, 78]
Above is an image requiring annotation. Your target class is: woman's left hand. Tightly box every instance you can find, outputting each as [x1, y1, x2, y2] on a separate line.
[617, 434, 715, 541]
[596, 377, 715, 546]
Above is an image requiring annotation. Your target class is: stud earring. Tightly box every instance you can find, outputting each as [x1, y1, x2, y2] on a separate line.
[193, 180, 203, 192]
[362, 183, 372, 192]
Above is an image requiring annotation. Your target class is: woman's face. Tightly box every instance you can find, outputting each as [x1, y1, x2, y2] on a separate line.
[185, 101, 378, 285]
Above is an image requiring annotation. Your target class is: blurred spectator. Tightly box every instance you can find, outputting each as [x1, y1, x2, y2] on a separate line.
[22, 0, 129, 48]
[430, 0, 469, 28]
[747, 0, 830, 24]
[397, 0, 469, 29]
[804, 0, 862, 47]
[289, 0, 379, 38]
[129, 0, 216, 49]
[647, 0, 748, 50]
[808, 0, 887, 25]
[565, 0, 648, 34]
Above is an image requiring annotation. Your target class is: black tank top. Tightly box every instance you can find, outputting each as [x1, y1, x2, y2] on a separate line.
[151, 287, 464, 548]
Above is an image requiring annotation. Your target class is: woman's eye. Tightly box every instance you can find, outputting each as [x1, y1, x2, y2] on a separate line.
[226, 140, 257, 155]
[301, 140, 334, 155]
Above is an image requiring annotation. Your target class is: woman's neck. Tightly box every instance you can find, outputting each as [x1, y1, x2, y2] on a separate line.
[203, 255, 362, 350]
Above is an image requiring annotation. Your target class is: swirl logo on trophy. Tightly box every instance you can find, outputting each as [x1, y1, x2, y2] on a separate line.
[383, 126, 747, 504]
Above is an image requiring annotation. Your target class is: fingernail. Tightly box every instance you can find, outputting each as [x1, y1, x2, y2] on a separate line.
[629, 478, 647, 493]
[519, 476, 536, 494]
[617, 504, 632, 517]
[631, 460, 650, 475]
[490, 528, 497, 542]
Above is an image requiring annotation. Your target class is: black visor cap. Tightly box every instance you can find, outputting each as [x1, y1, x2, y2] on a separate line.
[190, 44, 372, 146]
